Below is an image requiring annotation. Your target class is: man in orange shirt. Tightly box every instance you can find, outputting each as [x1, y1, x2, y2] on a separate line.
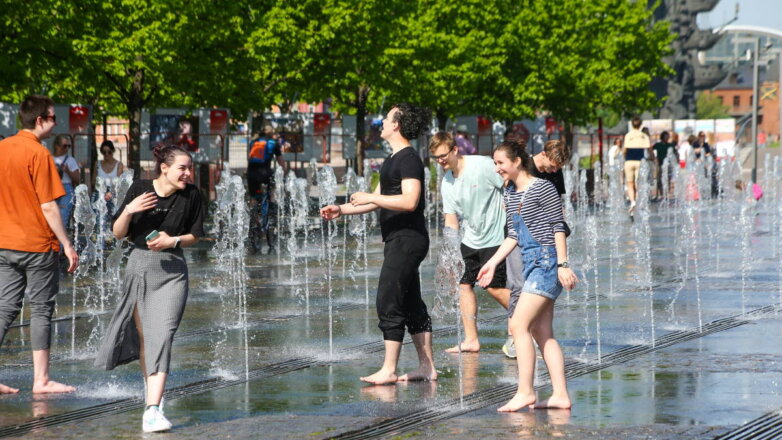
[0, 95, 79, 394]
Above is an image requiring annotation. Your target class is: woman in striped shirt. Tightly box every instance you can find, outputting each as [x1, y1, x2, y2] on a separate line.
[478, 138, 578, 412]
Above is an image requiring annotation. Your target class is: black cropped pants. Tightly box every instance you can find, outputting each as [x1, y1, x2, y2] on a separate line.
[376, 234, 431, 342]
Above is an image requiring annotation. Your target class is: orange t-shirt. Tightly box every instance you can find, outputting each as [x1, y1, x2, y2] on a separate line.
[0, 131, 66, 252]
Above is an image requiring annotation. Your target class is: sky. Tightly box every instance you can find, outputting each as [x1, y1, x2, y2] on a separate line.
[699, 0, 782, 31]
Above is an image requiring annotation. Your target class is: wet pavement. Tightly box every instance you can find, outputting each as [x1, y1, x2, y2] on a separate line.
[2, 198, 782, 439]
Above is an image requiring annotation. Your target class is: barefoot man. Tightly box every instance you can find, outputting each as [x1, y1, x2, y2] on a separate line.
[0, 95, 79, 394]
[320, 103, 436, 384]
[429, 132, 514, 357]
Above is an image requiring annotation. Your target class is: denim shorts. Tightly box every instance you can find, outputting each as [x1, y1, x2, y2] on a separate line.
[521, 246, 562, 301]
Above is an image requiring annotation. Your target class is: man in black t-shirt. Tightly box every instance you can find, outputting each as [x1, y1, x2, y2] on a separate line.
[320, 104, 435, 385]
[652, 131, 676, 198]
[529, 138, 568, 196]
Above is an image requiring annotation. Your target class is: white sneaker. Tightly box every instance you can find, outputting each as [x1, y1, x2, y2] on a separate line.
[502, 336, 517, 359]
[142, 406, 172, 433]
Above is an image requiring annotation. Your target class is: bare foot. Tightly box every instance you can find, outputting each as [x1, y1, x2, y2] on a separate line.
[0, 383, 19, 394]
[397, 364, 437, 382]
[360, 369, 398, 385]
[497, 392, 537, 412]
[533, 395, 571, 409]
[445, 341, 480, 353]
[32, 380, 76, 394]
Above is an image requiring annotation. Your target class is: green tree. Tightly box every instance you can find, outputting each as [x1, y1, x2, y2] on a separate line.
[497, 0, 672, 142]
[695, 91, 731, 119]
[311, 0, 413, 174]
[0, 0, 315, 172]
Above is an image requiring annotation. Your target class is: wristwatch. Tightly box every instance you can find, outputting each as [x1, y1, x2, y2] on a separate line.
[557, 261, 569, 268]
[173, 237, 181, 249]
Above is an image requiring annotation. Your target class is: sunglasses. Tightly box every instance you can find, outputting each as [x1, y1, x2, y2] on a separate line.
[41, 114, 57, 123]
[61, 144, 72, 148]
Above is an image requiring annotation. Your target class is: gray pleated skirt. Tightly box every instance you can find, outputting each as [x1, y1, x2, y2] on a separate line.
[94, 248, 189, 374]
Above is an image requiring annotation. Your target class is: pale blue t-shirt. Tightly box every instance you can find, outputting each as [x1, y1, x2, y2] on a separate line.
[441, 155, 506, 249]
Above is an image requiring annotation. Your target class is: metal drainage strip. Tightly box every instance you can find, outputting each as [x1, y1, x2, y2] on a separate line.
[714, 408, 782, 440]
[329, 303, 782, 440]
[0, 302, 525, 438]
[0, 282, 733, 437]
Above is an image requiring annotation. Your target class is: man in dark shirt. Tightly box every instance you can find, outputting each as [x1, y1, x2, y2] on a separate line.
[693, 131, 712, 160]
[652, 131, 675, 199]
[530, 139, 568, 196]
[320, 103, 435, 385]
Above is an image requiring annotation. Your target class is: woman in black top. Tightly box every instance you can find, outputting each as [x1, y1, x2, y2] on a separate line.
[95, 144, 204, 433]
[320, 104, 435, 385]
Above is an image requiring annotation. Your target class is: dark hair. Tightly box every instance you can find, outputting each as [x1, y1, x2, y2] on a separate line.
[493, 136, 532, 171]
[152, 144, 191, 175]
[631, 116, 642, 129]
[687, 134, 697, 144]
[391, 103, 431, 141]
[19, 95, 54, 129]
[660, 131, 670, 141]
[54, 134, 70, 147]
[428, 131, 455, 153]
[100, 140, 115, 153]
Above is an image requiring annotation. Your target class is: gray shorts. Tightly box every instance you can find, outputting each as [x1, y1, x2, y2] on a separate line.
[0, 249, 59, 350]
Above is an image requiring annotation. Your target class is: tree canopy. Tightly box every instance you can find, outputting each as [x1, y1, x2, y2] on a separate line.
[0, 0, 673, 170]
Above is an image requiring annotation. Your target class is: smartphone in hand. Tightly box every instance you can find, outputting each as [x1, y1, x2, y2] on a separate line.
[145, 230, 160, 241]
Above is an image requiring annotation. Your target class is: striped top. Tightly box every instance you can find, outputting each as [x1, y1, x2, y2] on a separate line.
[504, 178, 566, 246]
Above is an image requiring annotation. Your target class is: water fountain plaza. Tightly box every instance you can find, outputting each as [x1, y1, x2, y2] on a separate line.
[2, 156, 782, 440]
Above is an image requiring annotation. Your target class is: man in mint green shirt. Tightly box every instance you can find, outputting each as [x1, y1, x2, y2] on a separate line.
[429, 132, 513, 356]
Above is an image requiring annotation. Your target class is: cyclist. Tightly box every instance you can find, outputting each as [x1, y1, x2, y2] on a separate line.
[247, 125, 285, 253]
[247, 125, 285, 198]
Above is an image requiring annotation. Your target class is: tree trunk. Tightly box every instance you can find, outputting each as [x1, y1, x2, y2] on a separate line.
[436, 108, 448, 131]
[355, 85, 369, 176]
[503, 119, 513, 136]
[127, 68, 144, 177]
[562, 122, 574, 162]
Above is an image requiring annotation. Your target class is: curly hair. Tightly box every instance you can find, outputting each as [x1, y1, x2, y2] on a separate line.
[391, 103, 431, 141]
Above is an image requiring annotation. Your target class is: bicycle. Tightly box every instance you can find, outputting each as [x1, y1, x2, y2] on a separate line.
[248, 183, 278, 255]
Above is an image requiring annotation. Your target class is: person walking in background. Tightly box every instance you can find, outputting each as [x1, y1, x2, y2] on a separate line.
[96, 140, 126, 204]
[678, 134, 695, 167]
[52, 134, 80, 229]
[0, 95, 79, 395]
[428, 131, 514, 357]
[454, 124, 477, 155]
[652, 131, 675, 199]
[320, 104, 436, 385]
[623, 117, 652, 213]
[608, 137, 623, 167]
[693, 131, 712, 161]
[94, 144, 205, 433]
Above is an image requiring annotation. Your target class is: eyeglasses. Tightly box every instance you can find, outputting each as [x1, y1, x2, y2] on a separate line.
[40, 114, 56, 123]
[431, 147, 454, 161]
[61, 144, 72, 148]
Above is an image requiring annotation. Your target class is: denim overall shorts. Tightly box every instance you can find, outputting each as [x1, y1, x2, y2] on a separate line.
[511, 211, 563, 301]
